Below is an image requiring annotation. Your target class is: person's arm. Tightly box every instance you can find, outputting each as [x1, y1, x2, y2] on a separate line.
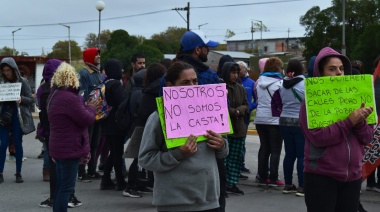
[79, 70, 90, 101]
[236, 87, 249, 116]
[204, 130, 229, 158]
[251, 81, 257, 110]
[139, 112, 198, 172]
[352, 121, 374, 145]
[66, 94, 96, 128]
[19, 78, 34, 105]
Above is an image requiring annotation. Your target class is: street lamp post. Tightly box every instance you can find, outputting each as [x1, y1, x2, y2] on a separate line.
[60, 24, 71, 64]
[96, 1, 105, 49]
[198, 23, 208, 30]
[12, 28, 22, 56]
[252, 19, 263, 55]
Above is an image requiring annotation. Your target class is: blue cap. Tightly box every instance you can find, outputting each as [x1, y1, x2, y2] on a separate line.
[180, 30, 219, 51]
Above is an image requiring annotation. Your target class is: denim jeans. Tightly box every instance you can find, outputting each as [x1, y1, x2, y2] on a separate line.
[256, 124, 283, 180]
[280, 125, 305, 187]
[0, 105, 23, 174]
[53, 158, 79, 212]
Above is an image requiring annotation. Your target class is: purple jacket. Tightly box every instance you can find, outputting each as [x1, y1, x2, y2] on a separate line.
[48, 87, 96, 159]
[299, 47, 373, 182]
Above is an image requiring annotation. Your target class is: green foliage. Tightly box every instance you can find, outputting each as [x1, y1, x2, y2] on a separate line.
[47, 40, 82, 60]
[0, 46, 16, 56]
[300, 0, 380, 70]
[150, 26, 187, 54]
[83, 29, 112, 52]
[101, 29, 163, 71]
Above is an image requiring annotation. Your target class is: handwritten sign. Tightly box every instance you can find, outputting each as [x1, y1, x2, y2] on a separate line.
[362, 124, 380, 180]
[156, 97, 233, 149]
[305, 75, 377, 129]
[162, 84, 230, 139]
[0, 83, 22, 102]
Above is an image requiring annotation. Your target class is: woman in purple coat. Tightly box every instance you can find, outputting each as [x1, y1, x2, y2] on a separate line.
[47, 62, 100, 212]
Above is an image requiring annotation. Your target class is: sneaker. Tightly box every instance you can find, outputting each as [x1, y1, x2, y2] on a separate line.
[67, 195, 82, 208]
[258, 178, 270, 186]
[239, 174, 248, 180]
[268, 179, 284, 187]
[39, 198, 53, 208]
[87, 172, 102, 180]
[15, 173, 23, 183]
[283, 184, 297, 194]
[78, 173, 92, 183]
[0, 173, 3, 183]
[136, 185, 153, 193]
[226, 185, 244, 195]
[241, 166, 251, 173]
[22, 157, 27, 162]
[38, 150, 45, 159]
[123, 188, 143, 198]
[296, 187, 305, 197]
[8, 155, 16, 162]
[366, 184, 380, 192]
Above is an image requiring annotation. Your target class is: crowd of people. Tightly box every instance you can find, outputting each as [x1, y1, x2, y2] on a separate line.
[0, 29, 379, 212]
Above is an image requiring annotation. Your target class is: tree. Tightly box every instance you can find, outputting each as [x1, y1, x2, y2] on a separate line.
[300, 0, 380, 69]
[83, 29, 112, 52]
[0, 46, 16, 56]
[101, 29, 164, 73]
[225, 29, 235, 39]
[47, 40, 82, 60]
[150, 26, 187, 53]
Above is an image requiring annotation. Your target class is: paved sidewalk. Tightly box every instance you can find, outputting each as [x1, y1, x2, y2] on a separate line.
[1, 120, 379, 211]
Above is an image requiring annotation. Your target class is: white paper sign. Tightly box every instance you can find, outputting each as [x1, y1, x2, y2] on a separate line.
[0, 83, 22, 102]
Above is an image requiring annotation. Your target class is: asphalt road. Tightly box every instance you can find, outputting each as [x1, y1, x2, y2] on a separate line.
[1, 120, 379, 212]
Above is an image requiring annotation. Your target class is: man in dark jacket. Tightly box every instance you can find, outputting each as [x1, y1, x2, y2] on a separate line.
[78, 48, 104, 181]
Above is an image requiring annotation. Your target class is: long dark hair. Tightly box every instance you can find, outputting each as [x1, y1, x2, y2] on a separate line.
[165, 62, 194, 85]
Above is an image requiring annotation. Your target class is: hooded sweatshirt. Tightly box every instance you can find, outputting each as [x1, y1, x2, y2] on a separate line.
[0, 57, 35, 133]
[222, 62, 249, 137]
[217, 54, 234, 78]
[254, 72, 283, 125]
[299, 47, 373, 182]
[279, 75, 305, 121]
[79, 48, 103, 101]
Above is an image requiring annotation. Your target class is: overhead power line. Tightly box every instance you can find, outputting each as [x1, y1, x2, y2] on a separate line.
[0, 0, 305, 28]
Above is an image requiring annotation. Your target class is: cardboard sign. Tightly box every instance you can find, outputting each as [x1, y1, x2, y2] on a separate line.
[0, 83, 22, 102]
[156, 97, 233, 149]
[162, 84, 230, 139]
[305, 75, 377, 129]
[362, 123, 380, 180]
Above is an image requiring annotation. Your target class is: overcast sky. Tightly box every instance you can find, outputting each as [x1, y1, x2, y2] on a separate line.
[0, 0, 332, 56]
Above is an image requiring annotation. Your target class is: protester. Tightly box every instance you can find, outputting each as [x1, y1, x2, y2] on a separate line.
[237, 61, 257, 175]
[258, 58, 269, 74]
[254, 57, 285, 187]
[78, 48, 104, 181]
[0, 57, 35, 184]
[139, 61, 228, 211]
[123, 63, 166, 198]
[299, 47, 374, 212]
[48, 62, 99, 211]
[100, 59, 128, 192]
[276, 59, 305, 196]
[222, 62, 248, 195]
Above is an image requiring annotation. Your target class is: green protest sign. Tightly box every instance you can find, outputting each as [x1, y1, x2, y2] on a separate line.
[156, 97, 233, 149]
[305, 74, 377, 129]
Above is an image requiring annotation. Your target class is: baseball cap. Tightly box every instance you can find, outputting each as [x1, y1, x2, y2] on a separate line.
[180, 30, 219, 51]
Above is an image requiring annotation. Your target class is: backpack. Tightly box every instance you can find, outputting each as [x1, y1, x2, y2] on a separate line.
[115, 95, 135, 133]
[88, 79, 114, 121]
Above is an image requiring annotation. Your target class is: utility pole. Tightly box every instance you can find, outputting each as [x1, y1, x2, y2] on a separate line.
[342, 0, 346, 56]
[287, 28, 290, 51]
[173, 2, 190, 31]
[251, 21, 255, 54]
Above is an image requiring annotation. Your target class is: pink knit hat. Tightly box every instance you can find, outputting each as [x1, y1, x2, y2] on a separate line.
[259, 58, 269, 73]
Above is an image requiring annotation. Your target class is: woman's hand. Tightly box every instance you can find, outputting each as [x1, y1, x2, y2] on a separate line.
[205, 130, 225, 150]
[348, 102, 373, 126]
[179, 134, 197, 157]
[17, 96, 22, 105]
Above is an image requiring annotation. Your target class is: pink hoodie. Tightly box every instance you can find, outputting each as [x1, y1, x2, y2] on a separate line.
[299, 47, 373, 182]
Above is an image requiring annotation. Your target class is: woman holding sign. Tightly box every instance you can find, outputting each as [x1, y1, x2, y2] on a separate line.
[139, 62, 228, 212]
[299, 47, 374, 212]
[0, 57, 35, 184]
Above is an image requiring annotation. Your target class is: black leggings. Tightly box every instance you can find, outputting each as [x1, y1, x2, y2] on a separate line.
[304, 172, 361, 212]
